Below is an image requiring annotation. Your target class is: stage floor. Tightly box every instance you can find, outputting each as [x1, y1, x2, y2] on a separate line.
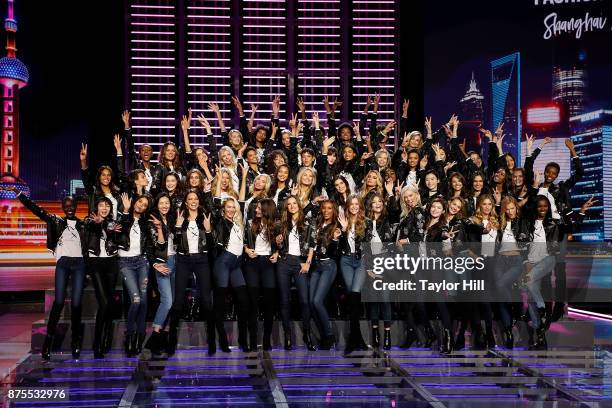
[2, 346, 611, 407]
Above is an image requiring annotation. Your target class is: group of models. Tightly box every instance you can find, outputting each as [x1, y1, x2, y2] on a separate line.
[3, 94, 595, 360]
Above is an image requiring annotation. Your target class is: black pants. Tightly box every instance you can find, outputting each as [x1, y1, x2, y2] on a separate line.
[243, 255, 276, 345]
[171, 254, 212, 319]
[89, 257, 119, 350]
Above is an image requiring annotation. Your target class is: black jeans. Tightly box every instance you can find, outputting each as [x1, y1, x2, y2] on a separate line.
[172, 254, 212, 318]
[277, 255, 310, 334]
[89, 257, 119, 349]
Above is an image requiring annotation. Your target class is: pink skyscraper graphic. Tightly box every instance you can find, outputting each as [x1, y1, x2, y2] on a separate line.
[0, 0, 29, 198]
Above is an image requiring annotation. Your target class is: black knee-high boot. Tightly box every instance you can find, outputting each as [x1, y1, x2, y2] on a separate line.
[71, 305, 83, 359]
[233, 286, 251, 352]
[246, 287, 261, 351]
[167, 308, 181, 356]
[42, 302, 64, 360]
[345, 292, 366, 354]
[262, 288, 275, 351]
[213, 288, 231, 352]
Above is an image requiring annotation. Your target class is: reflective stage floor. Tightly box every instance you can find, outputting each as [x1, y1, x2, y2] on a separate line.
[2, 346, 612, 407]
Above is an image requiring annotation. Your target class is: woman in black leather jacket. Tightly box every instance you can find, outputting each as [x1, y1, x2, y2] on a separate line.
[243, 198, 279, 351]
[167, 190, 216, 355]
[212, 197, 251, 352]
[364, 193, 397, 351]
[337, 194, 368, 354]
[275, 195, 316, 351]
[85, 196, 121, 359]
[495, 196, 532, 349]
[10, 188, 87, 361]
[116, 193, 155, 357]
[144, 193, 177, 356]
[310, 200, 342, 350]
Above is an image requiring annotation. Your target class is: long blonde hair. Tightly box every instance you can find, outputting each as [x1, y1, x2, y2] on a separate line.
[249, 174, 272, 198]
[222, 196, 243, 229]
[296, 167, 317, 204]
[499, 196, 520, 232]
[472, 193, 499, 230]
[213, 168, 239, 199]
[360, 170, 383, 198]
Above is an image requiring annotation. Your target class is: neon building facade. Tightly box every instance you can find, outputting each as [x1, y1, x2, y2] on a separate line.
[491, 52, 521, 164]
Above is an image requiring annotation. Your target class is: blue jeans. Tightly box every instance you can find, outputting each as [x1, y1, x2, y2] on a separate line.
[55, 257, 86, 306]
[277, 255, 310, 333]
[494, 254, 524, 328]
[213, 250, 246, 288]
[120, 255, 149, 334]
[153, 255, 176, 328]
[310, 259, 337, 337]
[340, 255, 365, 293]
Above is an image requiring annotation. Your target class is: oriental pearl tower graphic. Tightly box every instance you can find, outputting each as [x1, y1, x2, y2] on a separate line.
[0, 0, 29, 199]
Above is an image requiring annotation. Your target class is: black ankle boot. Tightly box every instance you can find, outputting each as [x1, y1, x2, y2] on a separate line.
[206, 317, 216, 356]
[454, 330, 466, 351]
[319, 334, 335, 351]
[503, 327, 514, 349]
[472, 327, 486, 350]
[440, 328, 453, 354]
[263, 324, 272, 351]
[303, 328, 316, 351]
[71, 330, 82, 359]
[145, 331, 161, 355]
[159, 331, 169, 354]
[349, 293, 367, 350]
[136, 332, 146, 354]
[423, 324, 437, 348]
[125, 332, 134, 356]
[485, 330, 496, 349]
[41, 334, 53, 361]
[71, 306, 83, 359]
[213, 288, 231, 353]
[102, 321, 114, 353]
[538, 307, 550, 330]
[371, 327, 380, 348]
[130, 333, 139, 356]
[284, 331, 293, 351]
[401, 328, 418, 349]
[383, 329, 391, 351]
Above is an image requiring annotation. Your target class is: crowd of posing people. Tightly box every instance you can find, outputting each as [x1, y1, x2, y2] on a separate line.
[3, 94, 597, 360]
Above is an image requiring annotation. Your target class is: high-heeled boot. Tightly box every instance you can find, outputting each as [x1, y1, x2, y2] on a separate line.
[136, 332, 146, 354]
[383, 328, 392, 351]
[207, 317, 217, 356]
[303, 326, 316, 351]
[503, 326, 514, 349]
[71, 305, 83, 359]
[145, 331, 162, 355]
[234, 286, 251, 352]
[247, 287, 260, 352]
[167, 309, 180, 356]
[401, 327, 418, 349]
[371, 326, 380, 348]
[423, 323, 437, 349]
[41, 334, 54, 361]
[42, 302, 64, 360]
[102, 319, 114, 353]
[350, 292, 367, 350]
[440, 328, 453, 354]
[213, 288, 231, 353]
[284, 328, 293, 350]
[262, 289, 275, 351]
[454, 321, 466, 351]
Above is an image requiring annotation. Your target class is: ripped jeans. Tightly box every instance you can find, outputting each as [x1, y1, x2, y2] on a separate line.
[119, 255, 149, 335]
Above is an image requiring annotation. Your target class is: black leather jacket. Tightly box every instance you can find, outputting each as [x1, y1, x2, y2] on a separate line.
[17, 193, 87, 257]
[497, 217, 532, 251]
[527, 147, 584, 221]
[115, 213, 155, 259]
[339, 223, 366, 259]
[314, 223, 340, 260]
[84, 217, 119, 257]
[278, 220, 316, 259]
[244, 220, 278, 253]
[212, 216, 242, 255]
[174, 217, 213, 256]
[148, 220, 172, 263]
[396, 207, 427, 244]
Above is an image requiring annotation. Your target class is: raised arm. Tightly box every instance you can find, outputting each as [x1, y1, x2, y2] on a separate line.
[181, 108, 193, 154]
[563, 138, 584, 189]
